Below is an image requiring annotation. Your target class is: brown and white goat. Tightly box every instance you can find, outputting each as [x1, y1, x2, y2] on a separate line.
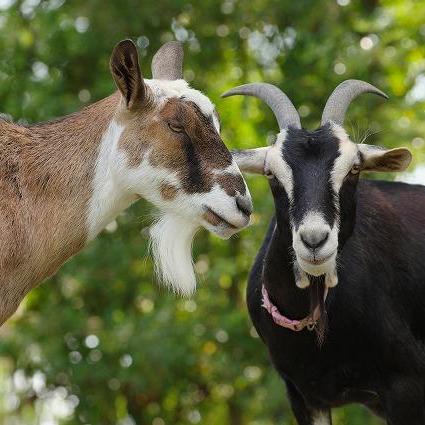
[0, 40, 252, 325]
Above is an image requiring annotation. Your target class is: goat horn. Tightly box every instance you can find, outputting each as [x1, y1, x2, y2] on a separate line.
[151, 41, 184, 80]
[321, 79, 388, 126]
[222, 83, 301, 130]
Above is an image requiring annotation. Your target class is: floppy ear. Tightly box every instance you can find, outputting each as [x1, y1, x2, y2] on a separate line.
[358, 145, 412, 172]
[232, 147, 269, 174]
[110, 39, 146, 109]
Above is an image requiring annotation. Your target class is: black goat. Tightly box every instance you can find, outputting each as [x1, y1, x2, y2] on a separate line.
[223, 80, 425, 425]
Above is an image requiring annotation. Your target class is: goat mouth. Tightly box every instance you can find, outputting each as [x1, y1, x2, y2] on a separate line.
[301, 253, 334, 266]
[202, 207, 238, 229]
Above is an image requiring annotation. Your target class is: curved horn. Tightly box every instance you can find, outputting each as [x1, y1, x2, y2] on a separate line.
[321, 79, 388, 126]
[151, 41, 184, 80]
[222, 83, 301, 130]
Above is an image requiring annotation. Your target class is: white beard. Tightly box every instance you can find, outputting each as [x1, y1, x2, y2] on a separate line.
[149, 212, 199, 296]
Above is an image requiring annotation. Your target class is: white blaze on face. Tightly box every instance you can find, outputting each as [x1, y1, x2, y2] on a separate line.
[330, 123, 359, 196]
[266, 130, 294, 202]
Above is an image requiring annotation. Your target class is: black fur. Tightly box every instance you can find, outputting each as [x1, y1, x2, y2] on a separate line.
[182, 134, 204, 192]
[248, 151, 425, 423]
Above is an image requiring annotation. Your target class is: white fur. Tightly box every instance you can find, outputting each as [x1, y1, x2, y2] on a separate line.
[294, 262, 310, 289]
[87, 121, 134, 240]
[149, 213, 199, 296]
[295, 261, 338, 289]
[330, 124, 358, 195]
[267, 130, 294, 202]
[125, 153, 182, 205]
[212, 113, 221, 133]
[325, 269, 338, 288]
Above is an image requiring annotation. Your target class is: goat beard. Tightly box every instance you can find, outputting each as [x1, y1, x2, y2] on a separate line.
[308, 276, 328, 346]
[149, 212, 199, 296]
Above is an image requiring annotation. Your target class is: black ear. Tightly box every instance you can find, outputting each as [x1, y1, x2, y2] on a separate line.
[110, 39, 146, 109]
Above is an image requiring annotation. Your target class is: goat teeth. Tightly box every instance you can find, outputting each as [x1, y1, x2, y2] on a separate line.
[325, 272, 338, 288]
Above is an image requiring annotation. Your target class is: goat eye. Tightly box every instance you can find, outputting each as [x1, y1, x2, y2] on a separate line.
[168, 123, 184, 133]
[350, 164, 361, 175]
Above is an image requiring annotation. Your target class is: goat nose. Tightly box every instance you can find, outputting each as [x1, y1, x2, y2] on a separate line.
[300, 230, 329, 250]
[236, 195, 253, 217]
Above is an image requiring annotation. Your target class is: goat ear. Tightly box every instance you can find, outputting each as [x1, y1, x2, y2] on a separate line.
[358, 145, 412, 172]
[110, 39, 146, 109]
[232, 147, 269, 174]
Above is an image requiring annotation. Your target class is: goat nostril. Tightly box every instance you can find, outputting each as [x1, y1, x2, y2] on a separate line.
[236, 195, 253, 217]
[300, 231, 329, 250]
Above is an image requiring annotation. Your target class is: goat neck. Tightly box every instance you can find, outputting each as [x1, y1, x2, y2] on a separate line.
[262, 221, 313, 320]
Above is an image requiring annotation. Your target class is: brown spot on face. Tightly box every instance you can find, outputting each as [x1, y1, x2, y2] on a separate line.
[216, 173, 246, 197]
[160, 184, 179, 200]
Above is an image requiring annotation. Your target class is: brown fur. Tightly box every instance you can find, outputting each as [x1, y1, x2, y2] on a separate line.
[160, 184, 179, 200]
[110, 40, 146, 110]
[216, 173, 246, 197]
[202, 210, 223, 227]
[0, 93, 119, 323]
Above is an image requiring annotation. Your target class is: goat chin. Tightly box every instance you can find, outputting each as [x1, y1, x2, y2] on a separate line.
[149, 213, 199, 296]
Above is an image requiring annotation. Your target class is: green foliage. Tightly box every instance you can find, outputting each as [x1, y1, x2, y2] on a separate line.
[0, 0, 424, 423]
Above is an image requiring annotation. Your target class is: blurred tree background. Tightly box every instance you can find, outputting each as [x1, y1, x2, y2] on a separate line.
[0, 0, 424, 423]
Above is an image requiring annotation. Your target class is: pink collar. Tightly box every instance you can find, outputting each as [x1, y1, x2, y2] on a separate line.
[261, 284, 328, 332]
